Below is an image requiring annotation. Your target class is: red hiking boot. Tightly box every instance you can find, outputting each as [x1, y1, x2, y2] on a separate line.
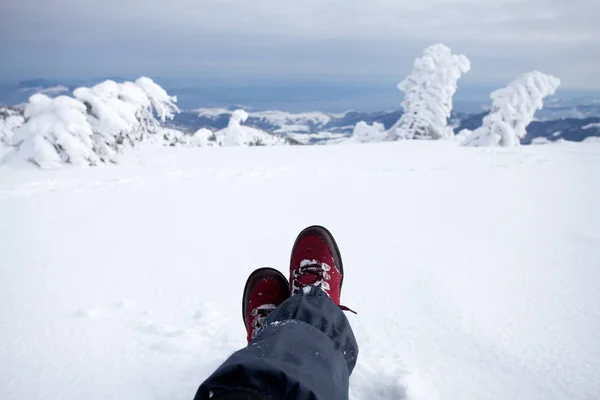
[290, 226, 354, 312]
[242, 267, 290, 343]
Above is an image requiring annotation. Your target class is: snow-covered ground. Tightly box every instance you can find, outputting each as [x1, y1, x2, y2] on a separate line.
[1, 141, 599, 400]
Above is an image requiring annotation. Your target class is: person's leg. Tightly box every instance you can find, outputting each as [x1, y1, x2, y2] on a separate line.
[195, 226, 358, 400]
[196, 286, 357, 400]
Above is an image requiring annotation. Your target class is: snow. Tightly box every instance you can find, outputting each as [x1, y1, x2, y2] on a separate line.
[0, 107, 24, 147]
[3, 94, 99, 168]
[219, 109, 250, 147]
[273, 124, 311, 134]
[213, 110, 289, 146]
[3, 78, 180, 167]
[582, 136, 600, 143]
[1, 141, 600, 400]
[347, 121, 386, 143]
[388, 44, 470, 140]
[196, 108, 338, 135]
[531, 137, 552, 145]
[462, 71, 561, 147]
[135, 77, 180, 122]
[189, 128, 215, 147]
[286, 131, 348, 145]
[253, 110, 333, 128]
[582, 122, 600, 130]
[154, 127, 191, 147]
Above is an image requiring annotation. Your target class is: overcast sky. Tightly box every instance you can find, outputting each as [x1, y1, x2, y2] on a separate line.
[1, 0, 599, 89]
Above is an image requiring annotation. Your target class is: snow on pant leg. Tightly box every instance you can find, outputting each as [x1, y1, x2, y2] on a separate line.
[194, 286, 358, 400]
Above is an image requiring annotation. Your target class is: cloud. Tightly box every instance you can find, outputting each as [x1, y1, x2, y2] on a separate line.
[0, 0, 599, 88]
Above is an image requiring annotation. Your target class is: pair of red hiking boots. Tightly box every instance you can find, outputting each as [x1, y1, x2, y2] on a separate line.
[242, 225, 349, 343]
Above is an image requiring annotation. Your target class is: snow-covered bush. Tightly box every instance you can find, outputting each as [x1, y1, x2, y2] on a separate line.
[220, 110, 250, 147]
[135, 77, 179, 123]
[190, 128, 215, 147]
[3, 94, 99, 168]
[0, 106, 25, 147]
[213, 109, 290, 146]
[159, 128, 190, 147]
[347, 121, 387, 143]
[462, 71, 561, 147]
[388, 44, 470, 140]
[3, 77, 180, 167]
[73, 77, 180, 160]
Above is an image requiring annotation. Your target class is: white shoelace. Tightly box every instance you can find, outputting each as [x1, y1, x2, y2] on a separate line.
[291, 260, 332, 297]
[249, 303, 277, 339]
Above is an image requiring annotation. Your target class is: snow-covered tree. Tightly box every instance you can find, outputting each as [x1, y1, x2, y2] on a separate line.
[160, 128, 191, 147]
[3, 94, 99, 168]
[214, 109, 289, 146]
[73, 81, 139, 162]
[3, 77, 180, 168]
[73, 77, 180, 161]
[462, 71, 561, 147]
[347, 121, 387, 143]
[0, 106, 25, 147]
[190, 128, 216, 147]
[388, 44, 471, 140]
[135, 77, 179, 123]
[221, 109, 250, 147]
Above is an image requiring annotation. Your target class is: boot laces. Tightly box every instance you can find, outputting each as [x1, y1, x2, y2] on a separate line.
[292, 260, 332, 296]
[292, 260, 358, 314]
[249, 304, 276, 339]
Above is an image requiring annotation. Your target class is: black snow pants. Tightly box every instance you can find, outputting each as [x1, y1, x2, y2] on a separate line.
[194, 286, 359, 400]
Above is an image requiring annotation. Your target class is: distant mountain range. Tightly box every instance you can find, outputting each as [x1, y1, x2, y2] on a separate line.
[456, 112, 600, 144]
[168, 107, 600, 144]
[2, 79, 600, 144]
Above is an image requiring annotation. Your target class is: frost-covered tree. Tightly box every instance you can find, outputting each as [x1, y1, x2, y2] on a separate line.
[4, 94, 99, 168]
[388, 44, 471, 140]
[214, 110, 289, 146]
[3, 77, 180, 168]
[0, 106, 25, 147]
[462, 71, 561, 147]
[135, 77, 179, 123]
[190, 128, 216, 147]
[160, 128, 191, 147]
[221, 109, 250, 147]
[347, 121, 387, 143]
[73, 77, 179, 161]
